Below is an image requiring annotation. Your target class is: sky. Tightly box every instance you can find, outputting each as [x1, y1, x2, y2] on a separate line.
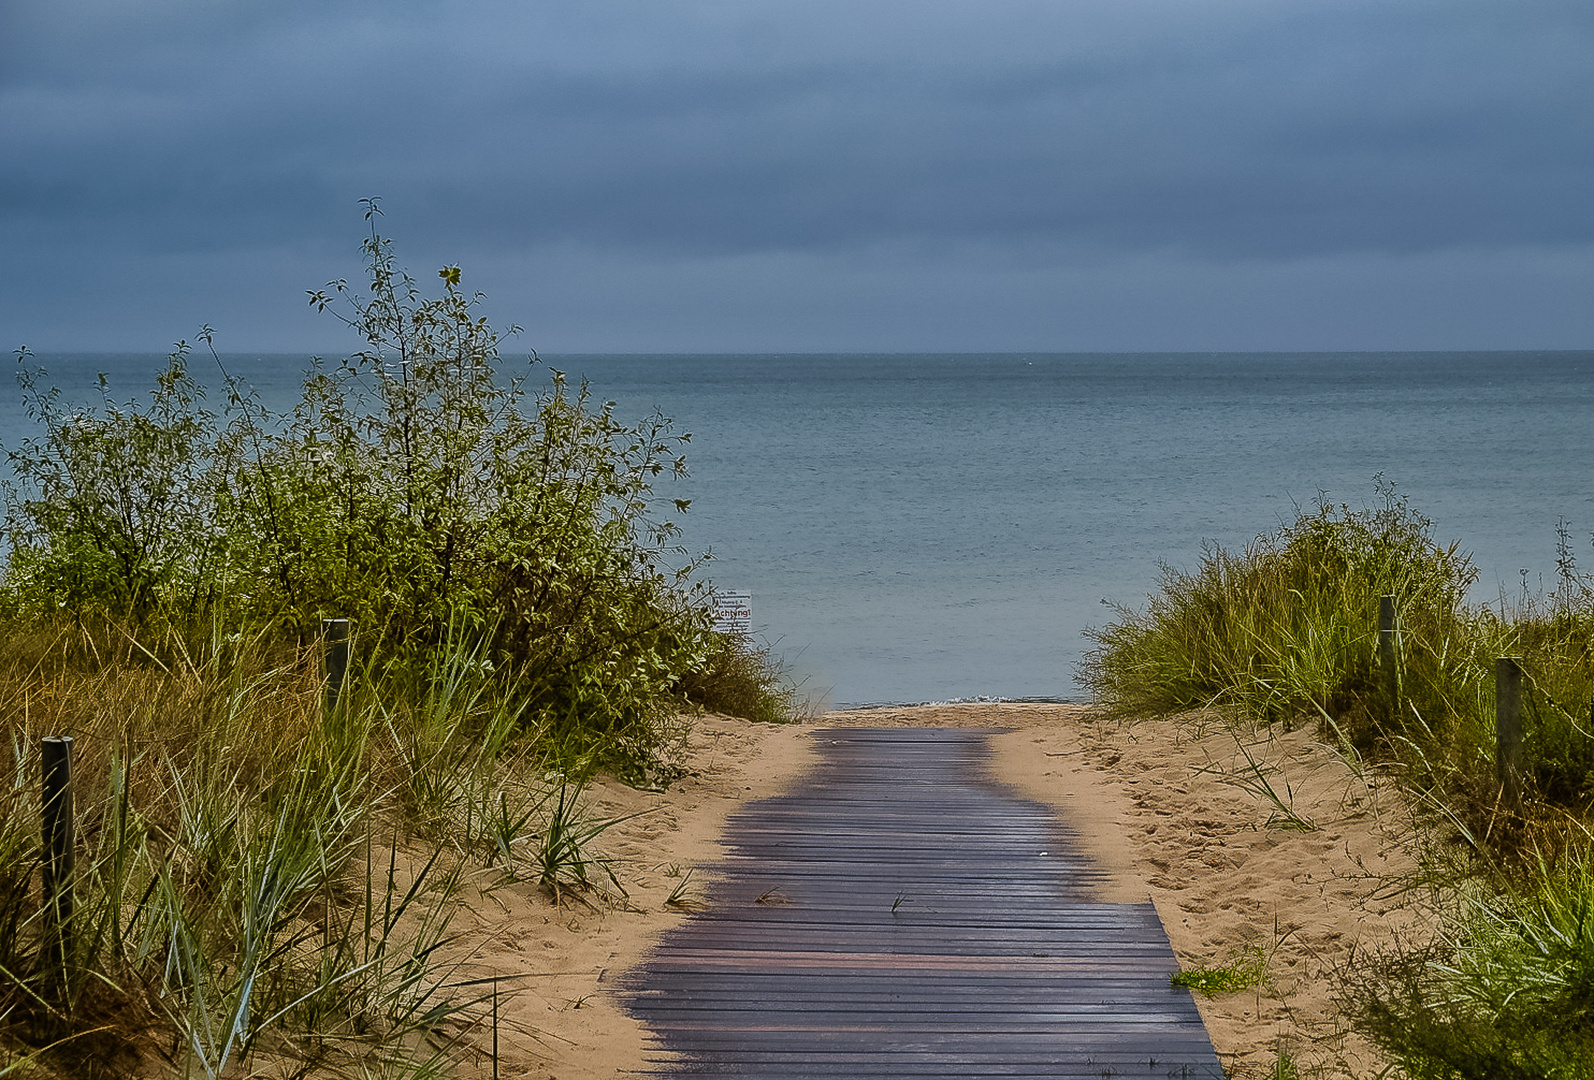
[2, 0, 1592, 354]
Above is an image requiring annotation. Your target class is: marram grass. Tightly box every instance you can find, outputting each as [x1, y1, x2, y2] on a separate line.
[0, 622, 657, 1079]
[1080, 482, 1594, 836]
[1083, 481, 1594, 1080]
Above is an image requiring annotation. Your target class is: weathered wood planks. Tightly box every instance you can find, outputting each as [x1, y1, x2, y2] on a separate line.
[624, 727, 1222, 1078]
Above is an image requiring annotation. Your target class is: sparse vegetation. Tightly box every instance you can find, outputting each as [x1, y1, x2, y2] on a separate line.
[1170, 948, 1267, 997]
[663, 867, 700, 911]
[675, 630, 801, 724]
[1192, 733, 1318, 831]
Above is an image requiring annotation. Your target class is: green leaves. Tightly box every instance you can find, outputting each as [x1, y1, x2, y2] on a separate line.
[3, 343, 221, 623]
[4, 217, 722, 765]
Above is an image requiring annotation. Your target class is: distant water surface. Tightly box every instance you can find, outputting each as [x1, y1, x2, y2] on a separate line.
[6, 352, 1592, 707]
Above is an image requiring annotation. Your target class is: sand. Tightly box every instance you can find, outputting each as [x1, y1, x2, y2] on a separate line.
[420, 716, 819, 1080]
[427, 705, 1428, 1080]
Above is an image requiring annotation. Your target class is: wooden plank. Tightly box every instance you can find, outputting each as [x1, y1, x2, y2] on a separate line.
[623, 727, 1222, 1079]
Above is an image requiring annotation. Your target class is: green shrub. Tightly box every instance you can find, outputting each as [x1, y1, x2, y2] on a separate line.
[674, 630, 797, 723]
[222, 206, 715, 751]
[2, 346, 221, 624]
[4, 202, 734, 762]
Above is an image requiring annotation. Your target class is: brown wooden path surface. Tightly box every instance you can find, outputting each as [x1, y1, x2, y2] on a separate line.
[624, 727, 1223, 1078]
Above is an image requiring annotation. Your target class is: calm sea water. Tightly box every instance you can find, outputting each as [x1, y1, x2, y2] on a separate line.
[6, 352, 1593, 707]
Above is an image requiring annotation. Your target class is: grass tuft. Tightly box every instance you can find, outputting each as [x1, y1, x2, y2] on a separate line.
[1170, 948, 1267, 997]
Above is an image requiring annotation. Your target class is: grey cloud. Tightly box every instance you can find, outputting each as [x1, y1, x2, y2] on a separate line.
[1, 0, 1591, 349]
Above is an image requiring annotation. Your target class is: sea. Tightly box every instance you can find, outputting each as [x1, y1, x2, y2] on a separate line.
[4, 352, 1592, 708]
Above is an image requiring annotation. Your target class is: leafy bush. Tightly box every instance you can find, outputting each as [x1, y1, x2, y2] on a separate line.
[675, 630, 799, 724]
[2, 348, 221, 624]
[2, 204, 794, 759]
[224, 208, 718, 750]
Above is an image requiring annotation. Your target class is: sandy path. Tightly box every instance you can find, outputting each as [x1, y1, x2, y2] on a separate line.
[430, 716, 819, 1080]
[434, 704, 1425, 1080]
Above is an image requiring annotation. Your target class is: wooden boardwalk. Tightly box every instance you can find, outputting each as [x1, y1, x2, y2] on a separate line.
[624, 727, 1223, 1078]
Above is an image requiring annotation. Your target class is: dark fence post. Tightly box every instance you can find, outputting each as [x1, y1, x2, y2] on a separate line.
[1378, 594, 1400, 712]
[1496, 657, 1523, 809]
[41, 735, 75, 979]
[323, 618, 351, 712]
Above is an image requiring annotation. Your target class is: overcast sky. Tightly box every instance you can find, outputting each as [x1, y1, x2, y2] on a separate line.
[3, 0, 1591, 353]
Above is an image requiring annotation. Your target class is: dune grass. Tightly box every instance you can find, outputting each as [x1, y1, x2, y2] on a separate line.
[1080, 479, 1594, 1079]
[1080, 479, 1594, 842]
[0, 616, 744, 1079]
[1344, 853, 1594, 1079]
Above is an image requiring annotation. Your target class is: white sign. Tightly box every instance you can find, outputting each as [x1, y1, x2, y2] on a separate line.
[711, 592, 752, 636]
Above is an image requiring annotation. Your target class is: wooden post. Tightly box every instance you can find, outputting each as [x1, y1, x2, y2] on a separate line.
[1496, 657, 1523, 808]
[1378, 594, 1399, 712]
[323, 618, 351, 712]
[41, 735, 75, 976]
